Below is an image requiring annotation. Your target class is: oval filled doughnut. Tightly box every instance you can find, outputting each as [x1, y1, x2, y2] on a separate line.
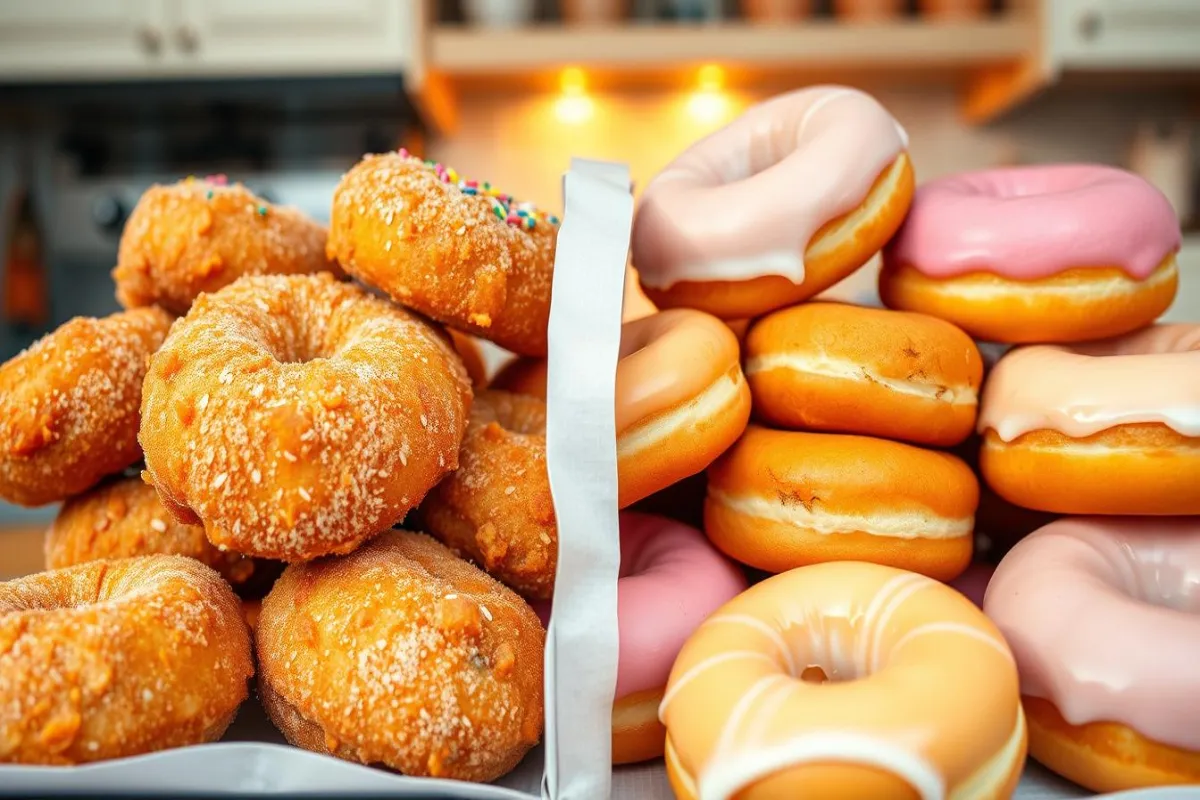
[0, 555, 253, 764]
[632, 86, 913, 320]
[45, 474, 257, 587]
[978, 324, 1200, 515]
[328, 150, 558, 357]
[663, 561, 1025, 800]
[744, 302, 982, 447]
[114, 177, 337, 316]
[985, 517, 1200, 792]
[0, 306, 173, 507]
[881, 165, 1180, 343]
[139, 273, 471, 562]
[256, 530, 544, 783]
[706, 425, 977, 581]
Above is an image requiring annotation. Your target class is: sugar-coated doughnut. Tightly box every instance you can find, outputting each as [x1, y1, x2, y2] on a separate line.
[0, 555, 252, 764]
[633, 87, 913, 320]
[256, 531, 544, 783]
[978, 324, 1200, 515]
[985, 518, 1200, 792]
[139, 273, 471, 562]
[706, 425, 977, 581]
[114, 177, 337, 316]
[0, 307, 172, 507]
[45, 474, 257, 587]
[417, 391, 556, 600]
[328, 150, 558, 357]
[663, 561, 1025, 799]
[744, 302, 982, 447]
[881, 165, 1181, 343]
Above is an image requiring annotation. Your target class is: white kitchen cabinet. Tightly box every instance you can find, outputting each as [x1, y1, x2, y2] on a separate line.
[0, 0, 167, 79]
[1047, 0, 1200, 70]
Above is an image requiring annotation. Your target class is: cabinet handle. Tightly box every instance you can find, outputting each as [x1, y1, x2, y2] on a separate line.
[176, 24, 200, 53]
[137, 25, 163, 55]
[1078, 9, 1103, 41]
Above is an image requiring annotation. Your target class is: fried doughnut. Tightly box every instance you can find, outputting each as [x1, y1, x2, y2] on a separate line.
[0, 307, 172, 507]
[256, 530, 544, 782]
[139, 273, 471, 562]
[416, 391, 556, 600]
[744, 302, 982, 447]
[449, 330, 489, 388]
[0, 555, 253, 765]
[45, 474, 257, 587]
[114, 177, 337, 316]
[327, 150, 558, 357]
[491, 357, 547, 399]
[705, 425, 977, 581]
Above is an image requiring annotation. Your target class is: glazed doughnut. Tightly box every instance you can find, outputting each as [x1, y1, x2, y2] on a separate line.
[417, 390, 557, 600]
[327, 150, 558, 356]
[530, 512, 747, 765]
[45, 474, 257, 587]
[448, 330, 489, 388]
[705, 425, 977, 581]
[139, 273, 471, 562]
[978, 324, 1200, 515]
[0, 306, 172, 507]
[663, 561, 1025, 799]
[985, 517, 1200, 792]
[0, 555, 252, 764]
[256, 530, 544, 782]
[744, 302, 982, 447]
[881, 164, 1180, 343]
[632, 86, 913, 320]
[114, 176, 337, 316]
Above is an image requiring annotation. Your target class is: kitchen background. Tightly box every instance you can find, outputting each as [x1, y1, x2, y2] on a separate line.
[0, 0, 1197, 559]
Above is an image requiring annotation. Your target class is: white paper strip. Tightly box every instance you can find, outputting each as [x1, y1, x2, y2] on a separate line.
[542, 159, 632, 800]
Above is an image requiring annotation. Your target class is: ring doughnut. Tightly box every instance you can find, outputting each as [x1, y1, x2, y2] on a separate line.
[744, 302, 982, 447]
[0, 306, 172, 507]
[256, 530, 544, 782]
[139, 273, 471, 562]
[0, 555, 253, 764]
[985, 517, 1200, 792]
[632, 86, 913, 320]
[327, 150, 558, 357]
[881, 164, 1180, 343]
[978, 324, 1200, 515]
[662, 561, 1025, 799]
[114, 177, 337, 316]
[705, 425, 977, 581]
[45, 474, 258, 587]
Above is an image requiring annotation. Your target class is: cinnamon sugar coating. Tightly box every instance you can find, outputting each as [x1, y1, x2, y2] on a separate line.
[114, 179, 339, 315]
[256, 531, 544, 782]
[0, 555, 253, 764]
[139, 273, 472, 562]
[0, 307, 172, 506]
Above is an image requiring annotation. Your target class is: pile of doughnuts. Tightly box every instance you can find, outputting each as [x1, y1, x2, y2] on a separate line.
[2, 81, 1196, 799]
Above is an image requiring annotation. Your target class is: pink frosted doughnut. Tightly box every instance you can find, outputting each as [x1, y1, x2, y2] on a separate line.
[881, 164, 1180, 343]
[984, 517, 1200, 792]
[534, 511, 746, 765]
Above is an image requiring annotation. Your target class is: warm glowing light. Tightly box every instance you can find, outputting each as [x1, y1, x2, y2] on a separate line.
[555, 94, 594, 124]
[687, 90, 729, 124]
[697, 64, 725, 92]
[560, 66, 587, 94]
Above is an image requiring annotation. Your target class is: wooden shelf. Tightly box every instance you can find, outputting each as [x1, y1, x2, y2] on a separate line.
[430, 17, 1035, 95]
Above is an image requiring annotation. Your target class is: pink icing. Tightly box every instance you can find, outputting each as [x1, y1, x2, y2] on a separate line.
[533, 511, 747, 700]
[984, 517, 1200, 750]
[632, 86, 908, 289]
[886, 164, 1182, 280]
[948, 563, 994, 608]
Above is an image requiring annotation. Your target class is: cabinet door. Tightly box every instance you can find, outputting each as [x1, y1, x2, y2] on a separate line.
[168, 0, 417, 77]
[0, 0, 165, 80]
[1049, 0, 1200, 69]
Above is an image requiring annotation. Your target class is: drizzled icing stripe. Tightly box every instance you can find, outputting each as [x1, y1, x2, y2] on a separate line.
[659, 650, 776, 721]
[702, 614, 798, 676]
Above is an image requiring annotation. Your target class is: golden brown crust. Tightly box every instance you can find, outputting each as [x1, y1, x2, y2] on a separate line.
[256, 531, 544, 782]
[491, 358, 548, 399]
[114, 179, 338, 316]
[139, 273, 472, 562]
[0, 555, 253, 764]
[417, 391, 556, 600]
[327, 152, 557, 357]
[612, 687, 666, 765]
[980, 425, 1200, 515]
[45, 475, 257, 586]
[0, 307, 173, 507]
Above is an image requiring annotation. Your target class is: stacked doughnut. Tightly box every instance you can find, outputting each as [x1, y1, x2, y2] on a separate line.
[878, 166, 1198, 791]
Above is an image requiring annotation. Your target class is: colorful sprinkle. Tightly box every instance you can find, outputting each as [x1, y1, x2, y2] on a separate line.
[406, 155, 561, 230]
[257, 206, 269, 217]
[206, 190, 214, 200]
